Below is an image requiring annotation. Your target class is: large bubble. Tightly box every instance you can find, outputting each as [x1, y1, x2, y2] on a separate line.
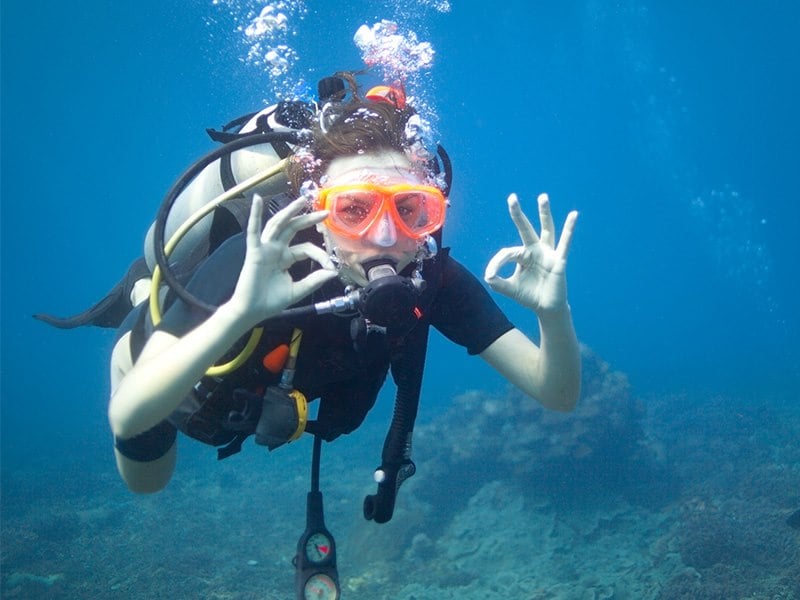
[211, 0, 308, 99]
[366, 0, 451, 141]
[353, 19, 442, 162]
[353, 20, 435, 80]
[209, 1, 446, 107]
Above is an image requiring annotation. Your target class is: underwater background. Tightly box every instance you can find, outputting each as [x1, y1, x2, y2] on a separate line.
[2, 1, 799, 598]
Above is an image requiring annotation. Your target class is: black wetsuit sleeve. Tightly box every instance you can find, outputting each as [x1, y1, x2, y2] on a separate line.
[114, 421, 177, 462]
[156, 234, 246, 337]
[430, 255, 515, 355]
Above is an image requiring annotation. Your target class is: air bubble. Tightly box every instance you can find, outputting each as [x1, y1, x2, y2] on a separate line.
[212, 1, 308, 99]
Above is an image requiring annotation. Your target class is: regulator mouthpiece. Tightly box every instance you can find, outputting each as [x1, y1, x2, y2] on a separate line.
[356, 259, 423, 328]
[363, 259, 398, 282]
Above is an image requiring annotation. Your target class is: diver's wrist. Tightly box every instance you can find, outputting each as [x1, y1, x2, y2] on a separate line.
[215, 299, 265, 335]
[536, 302, 572, 325]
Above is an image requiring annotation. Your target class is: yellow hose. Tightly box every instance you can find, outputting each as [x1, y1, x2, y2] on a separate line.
[149, 158, 288, 376]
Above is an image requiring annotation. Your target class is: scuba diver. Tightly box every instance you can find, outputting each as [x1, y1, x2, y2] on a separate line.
[38, 73, 580, 598]
[108, 77, 580, 487]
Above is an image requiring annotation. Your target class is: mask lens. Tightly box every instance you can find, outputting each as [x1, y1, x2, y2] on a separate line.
[393, 190, 443, 233]
[329, 190, 381, 232]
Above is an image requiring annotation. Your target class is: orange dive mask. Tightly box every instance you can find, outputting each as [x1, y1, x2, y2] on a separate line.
[315, 183, 447, 240]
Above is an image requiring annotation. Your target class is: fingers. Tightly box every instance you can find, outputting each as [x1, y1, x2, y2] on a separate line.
[285, 242, 335, 271]
[267, 210, 329, 245]
[247, 194, 265, 249]
[510, 192, 577, 257]
[483, 248, 518, 297]
[264, 197, 306, 234]
[484, 246, 522, 282]
[286, 240, 338, 301]
[292, 269, 338, 301]
[556, 210, 579, 258]
[537, 193, 556, 248]
[260, 198, 329, 244]
[507, 194, 540, 247]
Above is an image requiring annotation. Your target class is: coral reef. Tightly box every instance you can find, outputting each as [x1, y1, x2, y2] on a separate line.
[3, 347, 798, 599]
[676, 499, 798, 571]
[657, 563, 800, 600]
[644, 392, 800, 599]
[414, 345, 670, 508]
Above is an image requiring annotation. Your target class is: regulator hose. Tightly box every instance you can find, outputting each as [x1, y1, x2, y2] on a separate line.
[363, 321, 430, 523]
[152, 130, 305, 315]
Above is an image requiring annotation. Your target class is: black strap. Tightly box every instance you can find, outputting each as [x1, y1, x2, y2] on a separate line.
[437, 144, 453, 197]
[114, 421, 177, 462]
[206, 111, 261, 143]
[129, 302, 151, 362]
[217, 433, 249, 460]
[219, 152, 239, 193]
[208, 205, 246, 253]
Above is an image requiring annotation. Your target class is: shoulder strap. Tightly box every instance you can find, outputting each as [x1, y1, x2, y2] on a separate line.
[205, 111, 262, 143]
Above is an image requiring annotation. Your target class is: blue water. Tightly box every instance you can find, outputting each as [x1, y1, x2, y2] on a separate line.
[2, 2, 799, 598]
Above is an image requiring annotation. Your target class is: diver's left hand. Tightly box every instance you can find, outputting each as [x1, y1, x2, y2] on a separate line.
[484, 193, 578, 316]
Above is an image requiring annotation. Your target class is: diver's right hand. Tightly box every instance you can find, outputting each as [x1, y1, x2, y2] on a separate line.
[228, 196, 337, 327]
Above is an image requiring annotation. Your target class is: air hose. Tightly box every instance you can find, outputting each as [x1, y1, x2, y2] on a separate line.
[149, 158, 289, 325]
[363, 321, 430, 523]
[149, 131, 302, 376]
[152, 130, 304, 316]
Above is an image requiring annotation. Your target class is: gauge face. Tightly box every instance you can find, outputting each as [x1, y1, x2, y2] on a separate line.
[305, 532, 333, 564]
[303, 573, 339, 600]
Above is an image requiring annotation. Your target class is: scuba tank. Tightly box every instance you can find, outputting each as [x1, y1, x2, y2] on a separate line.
[142, 101, 311, 277]
[146, 78, 347, 293]
[32, 95, 326, 331]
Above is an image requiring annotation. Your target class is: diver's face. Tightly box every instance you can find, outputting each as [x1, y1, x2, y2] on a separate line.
[318, 151, 424, 285]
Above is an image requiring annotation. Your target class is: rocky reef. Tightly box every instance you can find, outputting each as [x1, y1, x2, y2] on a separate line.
[3, 346, 798, 599]
[340, 346, 799, 599]
[413, 344, 669, 508]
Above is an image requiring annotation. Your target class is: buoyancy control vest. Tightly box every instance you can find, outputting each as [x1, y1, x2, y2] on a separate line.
[146, 238, 447, 467]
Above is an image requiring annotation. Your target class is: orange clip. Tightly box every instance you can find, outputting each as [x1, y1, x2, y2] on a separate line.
[262, 344, 290, 374]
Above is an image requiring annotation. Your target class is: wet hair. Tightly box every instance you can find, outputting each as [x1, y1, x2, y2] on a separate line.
[286, 77, 421, 194]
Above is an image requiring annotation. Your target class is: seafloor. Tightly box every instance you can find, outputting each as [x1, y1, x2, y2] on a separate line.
[2, 347, 798, 599]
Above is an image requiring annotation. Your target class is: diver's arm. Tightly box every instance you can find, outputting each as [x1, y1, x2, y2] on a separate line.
[109, 310, 266, 439]
[481, 318, 580, 412]
[108, 198, 336, 442]
[109, 319, 253, 492]
[113, 444, 177, 494]
[108, 330, 177, 492]
[482, 193, 581, 411]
